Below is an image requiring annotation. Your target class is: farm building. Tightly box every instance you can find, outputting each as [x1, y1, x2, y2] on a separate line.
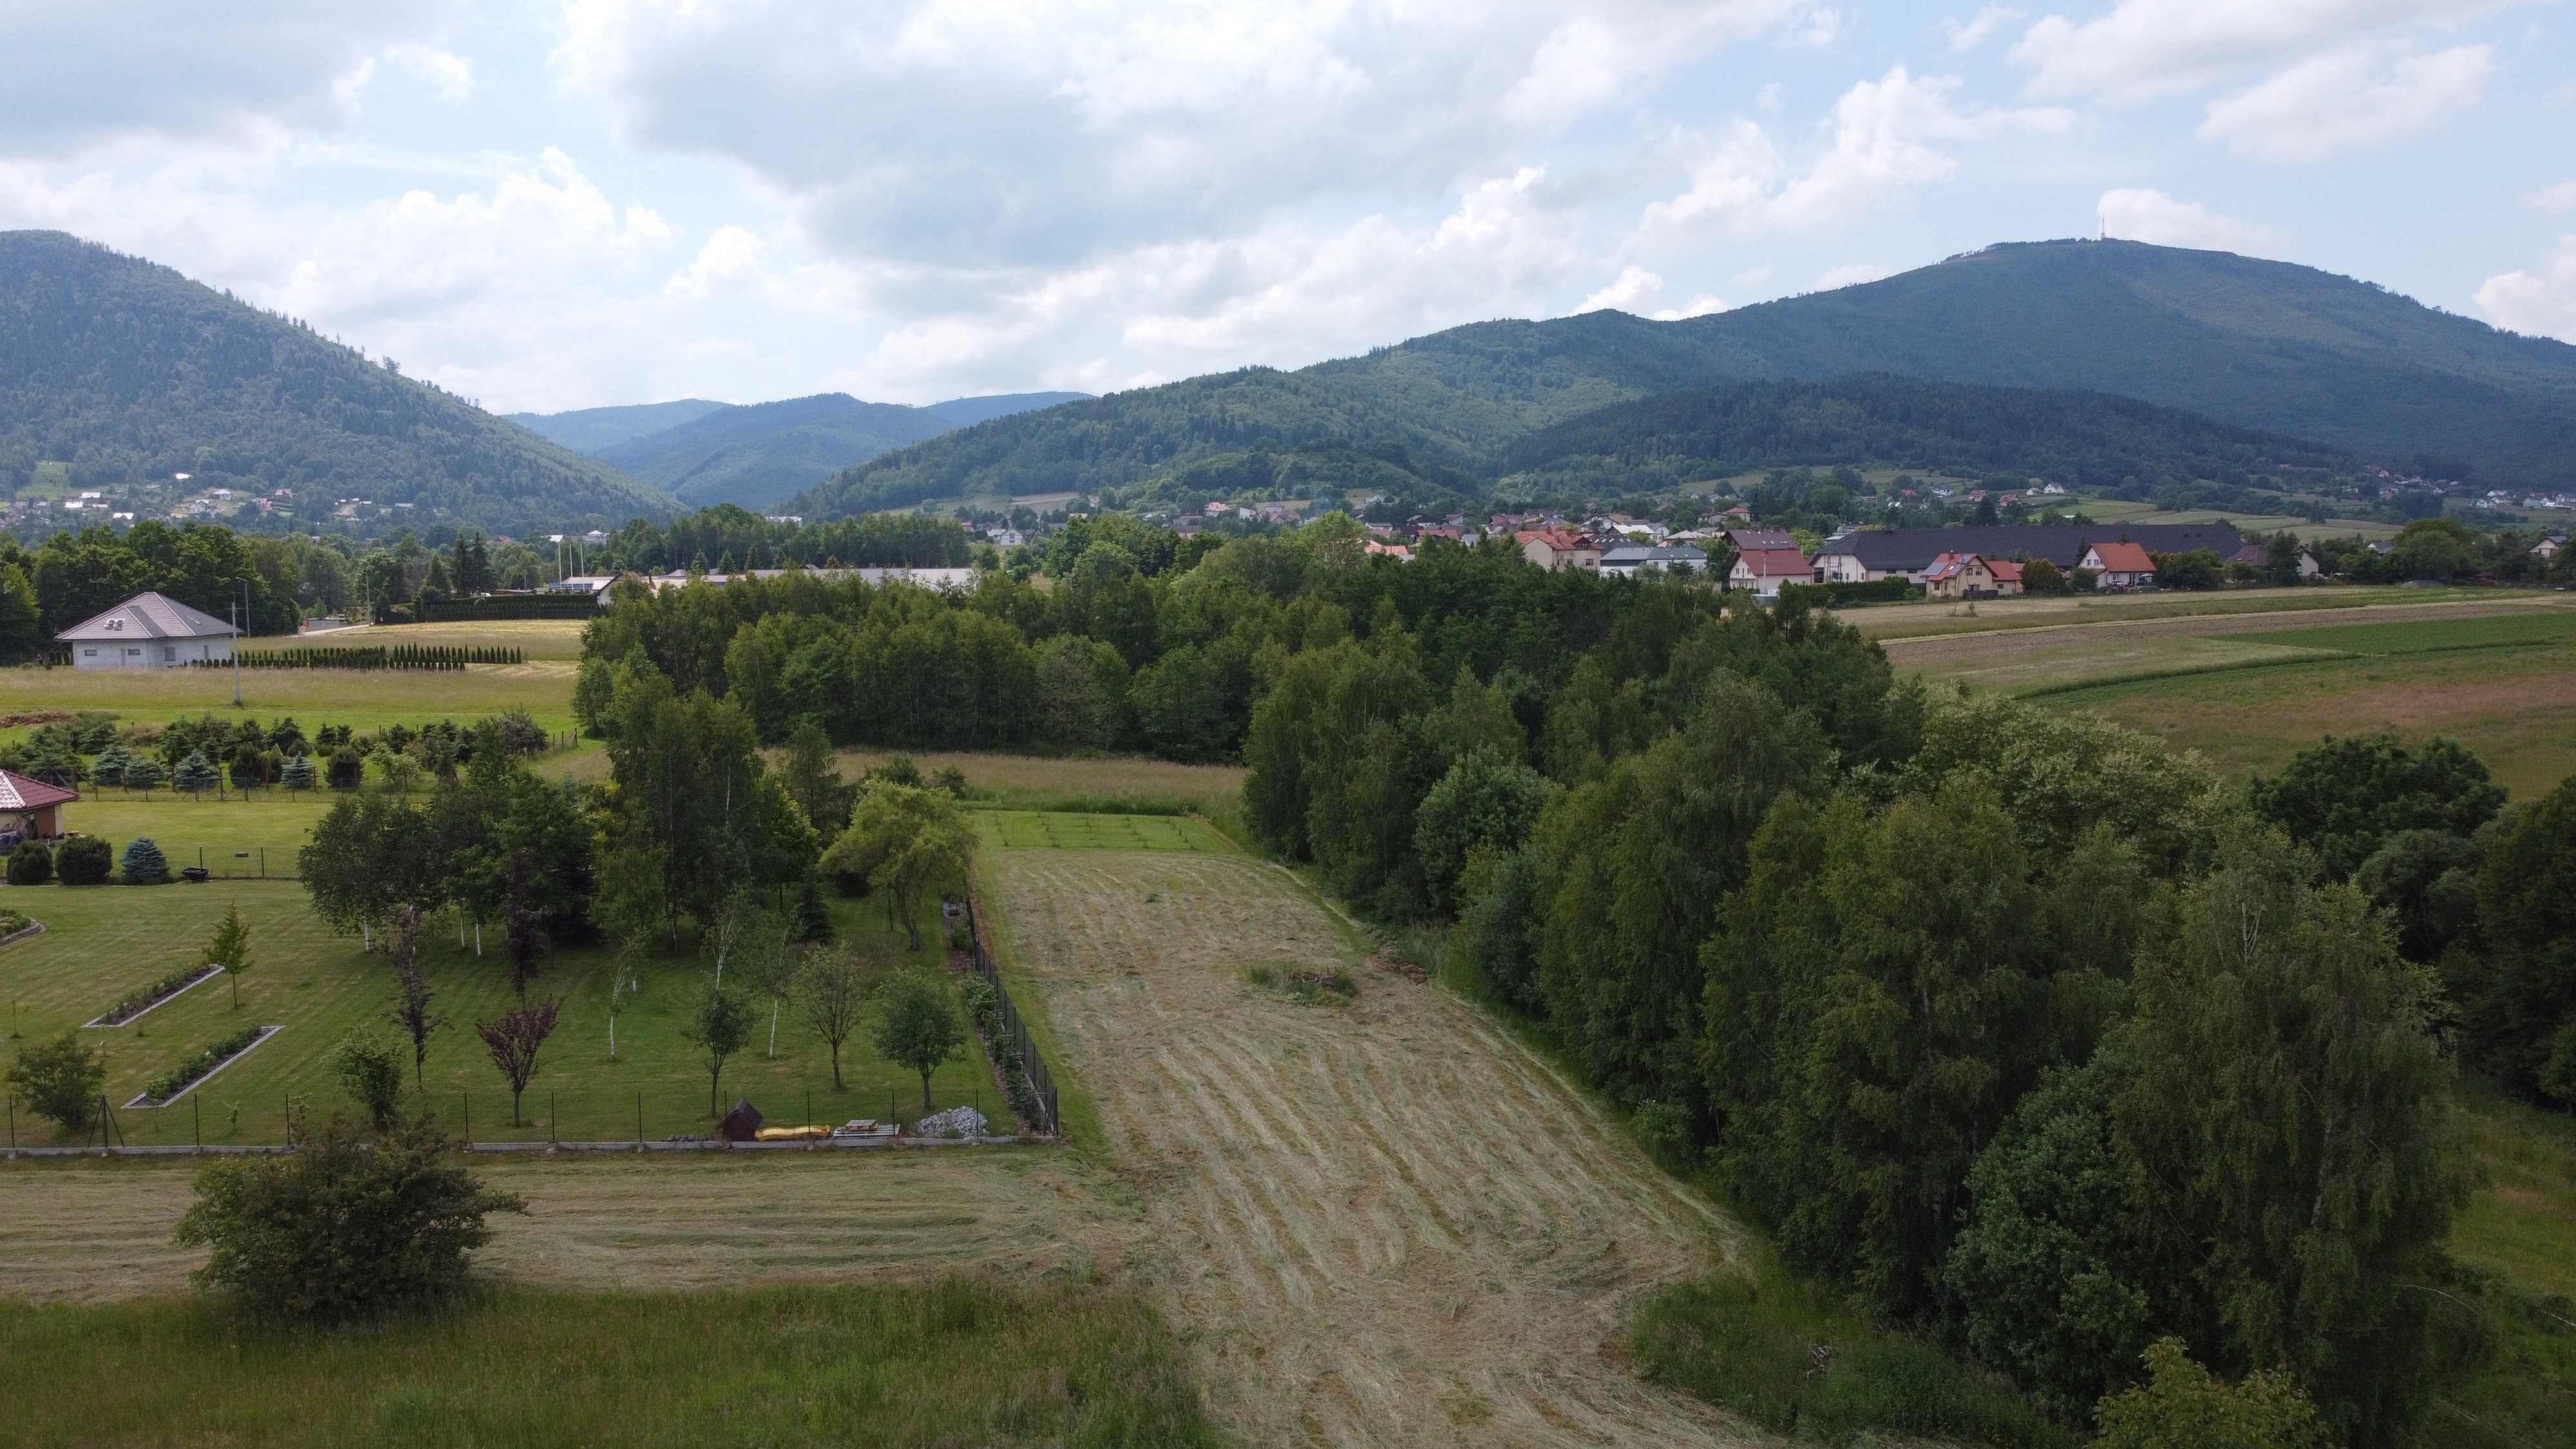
[0, 768, 77, 843]
[55, 591, 238, 669]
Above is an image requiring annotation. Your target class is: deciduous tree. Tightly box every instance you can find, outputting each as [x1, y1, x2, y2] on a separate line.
[873, 969, 964, 1110]
[473, 998, 560, 1126]
[204, 902, 252, 1009]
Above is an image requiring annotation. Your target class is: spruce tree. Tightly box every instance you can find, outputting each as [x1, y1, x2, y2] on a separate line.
[175, 750, 220, 795]
[122, 836, 170, 884]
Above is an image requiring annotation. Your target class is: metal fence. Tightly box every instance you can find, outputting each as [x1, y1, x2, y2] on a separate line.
[6, 1081, 1021, 1154]
[962, 898, 1061, 1137]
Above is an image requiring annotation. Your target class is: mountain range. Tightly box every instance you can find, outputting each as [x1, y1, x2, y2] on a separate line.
[0, 230, 670, 534]
[509, 390, 1089, 509]
[791, 238, 2576, 518]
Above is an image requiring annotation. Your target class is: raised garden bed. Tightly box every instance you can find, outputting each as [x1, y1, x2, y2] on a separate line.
[0, 909, 39, 947]
[83, 964, 222, 1027]
[126, 1024, 280, 1108]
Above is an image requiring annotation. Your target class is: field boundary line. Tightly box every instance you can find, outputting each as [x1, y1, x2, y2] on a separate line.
[1878, 593, 2569, 650]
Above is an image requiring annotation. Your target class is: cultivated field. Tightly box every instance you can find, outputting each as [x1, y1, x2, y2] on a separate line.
[1841, 583, 2537, 642]
[991, 831, 1750, 1448]
[0, 659, 580, 743]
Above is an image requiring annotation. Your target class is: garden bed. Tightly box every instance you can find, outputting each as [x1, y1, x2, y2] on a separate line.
[82, 965, 222, 1027]
[0, 910, 40, 948]
[124, 1025, 281, 1108]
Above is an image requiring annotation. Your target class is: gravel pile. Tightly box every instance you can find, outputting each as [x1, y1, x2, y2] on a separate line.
[911, 1106, 990, 1139]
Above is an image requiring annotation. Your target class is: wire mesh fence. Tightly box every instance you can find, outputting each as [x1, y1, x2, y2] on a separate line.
[961, 899, 1061, 1137]
[6, 1082, 1021, 1153]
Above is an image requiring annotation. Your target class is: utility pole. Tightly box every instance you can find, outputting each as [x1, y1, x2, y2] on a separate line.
[230, 580, 245, 708]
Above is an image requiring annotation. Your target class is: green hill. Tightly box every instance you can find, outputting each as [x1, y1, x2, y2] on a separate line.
[1498, 375, 2353, 497]
[506, 399, 730, 453]
[792, 239, 2576, 518]
[0, 231, 677, 535]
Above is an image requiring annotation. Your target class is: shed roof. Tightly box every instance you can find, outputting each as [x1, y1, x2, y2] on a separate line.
[55, 591, 239, 643]
[0, 768, 79, 811]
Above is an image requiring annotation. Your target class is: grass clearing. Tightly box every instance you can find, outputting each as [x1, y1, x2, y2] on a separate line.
[0, 878, 1021, 1147]
[0, 661, 580, 746]
[0, 1276, 1215, 1448]
[988, 811, 1223, 852]
[996, 846, 1752, 1446]
[332, 617, 593, 660]
[0, 1148, 1129, 1302]
[2433, 1088, 2576, 1449]
[840, 749, 1247, 816]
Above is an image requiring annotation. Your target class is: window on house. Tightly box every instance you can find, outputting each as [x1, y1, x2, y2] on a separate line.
[82, 649, 96, 658]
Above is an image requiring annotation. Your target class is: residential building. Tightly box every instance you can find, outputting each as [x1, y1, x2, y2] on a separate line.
[2535, 535, 2566, 560]
[1920, 552, 2023, 600]
[1363, 540, 1413, 562]
[1517, 529, 1601, 572]
[1810, 523, 2239, 583]
[0, 768, 78, 842]
[1727, 547, 1811, 600]
[2080, 540, 2157, 589]
[55, 591, 238, 670]
[1599, 544, 1710, 578]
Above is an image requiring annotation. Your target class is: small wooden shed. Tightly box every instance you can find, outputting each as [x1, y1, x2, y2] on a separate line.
[718, 1099, 764, 1142]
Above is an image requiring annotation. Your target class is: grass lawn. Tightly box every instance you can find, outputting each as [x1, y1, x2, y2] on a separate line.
[2032, 612, 2576, 795]
[2438, 1088, 2576, 1449]
[0, 880, 1021, 1148]
[0, 1278, 1215, 1448]
[839, 749, 1247, 816]
[985, 812, 1224, 852]
[0, 661, 580, 748]
[328, 617, 593, 661]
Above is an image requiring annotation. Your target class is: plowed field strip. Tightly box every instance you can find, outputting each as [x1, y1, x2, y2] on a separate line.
[996, 848, 1758, 1448]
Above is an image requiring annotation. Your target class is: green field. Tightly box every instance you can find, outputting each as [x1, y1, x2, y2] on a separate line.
[1843, 584, 2524, 641]
[986, 812, 1223, 851]
[0, 875, 1019, 1147]
[0, 1278, 1215, 1448]
[2049, 497, 2407, 543]
[0, 662, 580, 746]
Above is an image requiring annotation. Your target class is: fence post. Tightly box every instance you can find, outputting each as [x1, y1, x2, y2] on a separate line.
[805, 1088, 811, 1132]
[638, 1091, 644, 1149]
[549, 1092, 556, 1146]
[463, 1092, 469, 1143]
[193, 1094, 200, 1150]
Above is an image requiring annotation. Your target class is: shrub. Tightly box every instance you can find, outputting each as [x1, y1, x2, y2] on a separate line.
[122, 836, 171, 885]
[5, 1030, 107, 1132]
[54, 836, 113, 885]
[325, 747, 364, 790]
[173, 1108, 527, 1321]
[142, 1024, 265, 1103]
[332, 1030, 406, 1132]
[6, 840, 52, 886]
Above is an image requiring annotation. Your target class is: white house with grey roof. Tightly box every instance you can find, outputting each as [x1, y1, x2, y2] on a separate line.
[56, 592, 239, 670]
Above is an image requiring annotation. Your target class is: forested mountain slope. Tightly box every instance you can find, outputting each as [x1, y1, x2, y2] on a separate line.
[594, 393, 958, 509]
[505, 399, 730, 453]
[1499, 375, 2353, 496]
[0, 231, 676, 533]
[795, 239, 2576, 517]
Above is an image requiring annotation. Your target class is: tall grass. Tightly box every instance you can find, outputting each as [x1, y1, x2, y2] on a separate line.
[1632, 1262, 2076, 1448]
[0, 1277, 1217, 1448]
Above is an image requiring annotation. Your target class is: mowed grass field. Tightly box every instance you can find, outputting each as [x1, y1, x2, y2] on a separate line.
[1840, 583, 2528, 641]
[993, 843, 1750, 1448]
[987, 811, 1219, 851]
[0, 1277, 1216, 1448]
[2007, 606, 2576, 795]
[0, 659, 581, 745]
[0, 873, 1021, 1148]
[841, 749, 1248, 816]
[308, 617, 593, 661]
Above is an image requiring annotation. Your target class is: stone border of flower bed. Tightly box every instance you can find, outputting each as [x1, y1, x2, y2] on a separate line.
[0, 919, 42, 950]
[124, 1025, 281, 1109]
[82, 964, 222, 1028]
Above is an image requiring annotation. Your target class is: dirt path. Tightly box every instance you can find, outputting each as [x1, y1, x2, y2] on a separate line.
[996, 849, 1755, 1448]
[1879, 596, 2567, 669]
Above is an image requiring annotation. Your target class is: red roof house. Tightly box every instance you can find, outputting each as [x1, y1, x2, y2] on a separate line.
[2079, 540, 2156, 589]
[0, 768, 79, 842]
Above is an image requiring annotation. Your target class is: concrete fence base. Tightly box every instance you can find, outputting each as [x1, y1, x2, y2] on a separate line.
[5, 1135, 1036, 1160]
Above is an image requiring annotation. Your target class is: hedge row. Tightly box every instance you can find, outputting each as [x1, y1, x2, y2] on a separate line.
[1776, 578, 1920, 608]
[193, 645, 525, 670]
[418, 594, 601, 621]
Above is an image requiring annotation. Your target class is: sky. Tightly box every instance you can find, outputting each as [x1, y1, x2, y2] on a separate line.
[3, 1, 2571, 415]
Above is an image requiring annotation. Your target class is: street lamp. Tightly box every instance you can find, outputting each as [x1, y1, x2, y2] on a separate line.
[231, 578, 247, 708]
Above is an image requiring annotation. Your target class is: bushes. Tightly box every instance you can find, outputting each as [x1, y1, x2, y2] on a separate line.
[6, 840, 52, 886]
[122, 836, 171, 885]
[140, 1024, 267, 1103]
[1777, 577, 1918, 607]
[5, 1030, 108, 1132]
[325, 748, 364, 790]
[54, 835, 112, 886]
[173, 1108, 526, 1321]
[205, 643, 528, 670]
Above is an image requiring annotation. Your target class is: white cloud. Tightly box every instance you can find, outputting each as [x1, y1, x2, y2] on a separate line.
[1814, 261, 1891, 288]
[2011, 0, 2508, 102]
[1643, 66, 2071, 238]
[383, 43, 476, 102]
[2475, 234, 2576, 340]
[1577, 265, 1667, 312]
[0, 3, 465, 158]
[1942, 6, 2029, 52]
[552, 0, 1810, 269]
[2548, 79, 2576, 109]
[2526, 180, 2576, 214]
[2096, 187, 2278, 251]
[2198, 43, 2492, 159]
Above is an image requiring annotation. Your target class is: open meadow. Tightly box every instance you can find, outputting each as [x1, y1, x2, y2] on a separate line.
[987, 819, 1751, 1448]
[0, 658, 582, 745]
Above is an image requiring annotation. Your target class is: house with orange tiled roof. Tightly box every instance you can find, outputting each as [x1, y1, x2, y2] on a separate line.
[1516, 529, 1600, 572]
[1920, 552, 2023, 600]
[1726, 546, 1811, 601]
[2079, 540, 2156, 589]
